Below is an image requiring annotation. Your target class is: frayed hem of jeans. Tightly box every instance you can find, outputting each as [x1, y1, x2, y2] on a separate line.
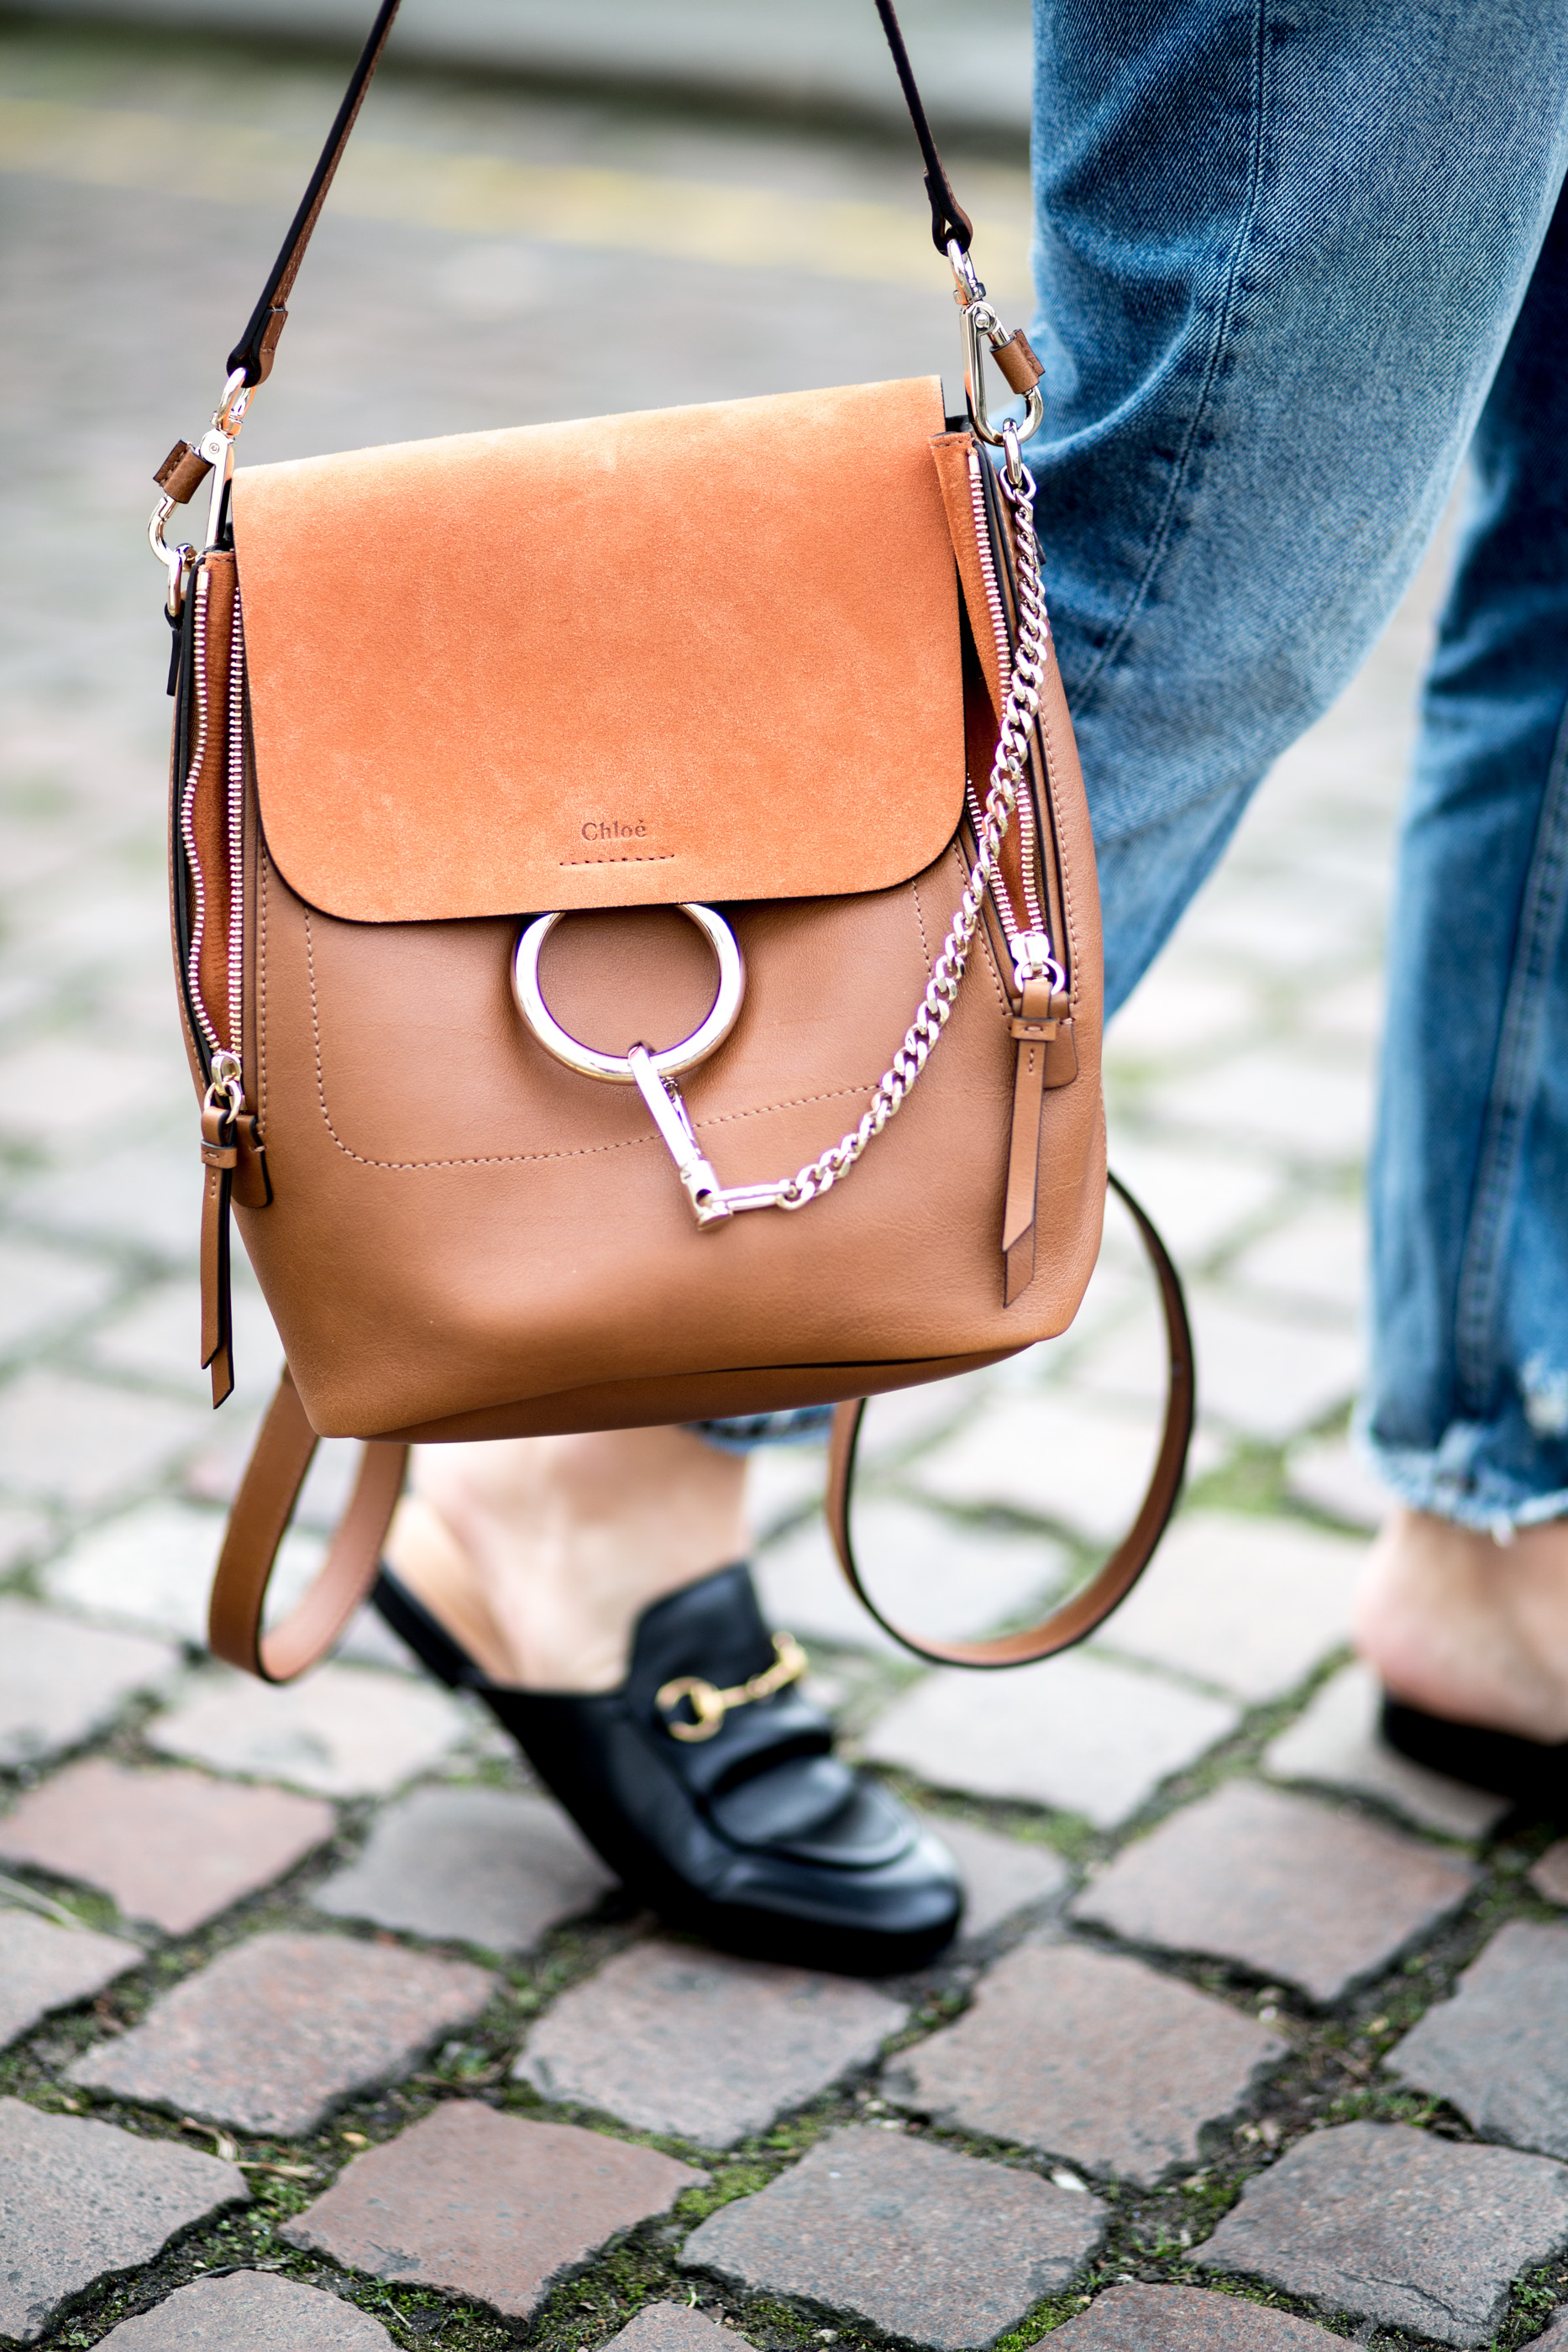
[1360, 1436, 1568, 1538]
[686, 1405, 836, 1456]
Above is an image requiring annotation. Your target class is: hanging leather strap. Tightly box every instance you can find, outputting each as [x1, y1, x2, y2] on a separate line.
[226, 0, 402, 387]
[198, 1103, 237, 1407]
[825, 1173, 1195, 1667]
[207, 1366, 407, 1682]
[872, 0, 974, 255]
[1001, 980, 1072, 1306]
[216, 1, 970, 395]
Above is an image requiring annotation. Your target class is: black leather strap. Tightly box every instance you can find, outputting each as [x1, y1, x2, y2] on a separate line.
[225, 0, 402, 386]
[873, 0, 974, 255]
[221, 0, 972, 390]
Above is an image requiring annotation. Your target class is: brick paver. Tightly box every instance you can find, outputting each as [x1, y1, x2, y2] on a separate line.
[1284, 1436, 1387, 1531]
[1077, 1292, 1360, 1445]
[285, 2102, 700, 2321]
[606, 2307, 742, 2352]
[1071, 1782, 1476, 2003]
[911, 1393, 1204, 1546]
[0, 1234, 114, 1355]
[0, 1912, 143, 2051]
[68, 1933, 494, 2136]
[1532, 1842, 1568, 1906]
[0, 1760, 334, 1935]
[146, 1663, 470, 1798]
[754, 1499, 1064, 1657]
[1386, 1921, 1568, 2159]
[1048, 2285, 1350, 2349]
[43, 1501, 234, 1647]
[1094, 1514, 1362, 1704]
[0, 1371, 202, 1511]
[312, 1783, 614, 1951]
[924, 1816, 1069, 1942]
[1195, 2121, 1568, 2347]
[0, 1599, 179, 1768]
[0, 1501, 50, 1576]
[887, 1940, 1285, 2186]
[96, 2271, 394, 2348]
[517, 1939, 905, 2146]
[1145, 1051, 1372, 1169]
[1230, 1201, 1366, 1315]
[680, 2123, 1106, 2349]
[0, 2097, 247, 2344]
[863, 1653, 1237, 1830]
[1092, 1138, 1280, 1263]
[1263, 1663, 1508, 1840]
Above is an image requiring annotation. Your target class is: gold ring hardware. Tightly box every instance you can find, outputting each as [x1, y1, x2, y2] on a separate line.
[656, 1631, 809, 1743]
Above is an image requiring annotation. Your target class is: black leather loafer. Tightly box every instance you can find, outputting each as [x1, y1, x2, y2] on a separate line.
[1382, 1693, 1568, 1817]
[373, 1559, 962, 1974]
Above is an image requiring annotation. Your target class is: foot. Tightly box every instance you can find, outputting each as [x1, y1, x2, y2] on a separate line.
[384, 1425, 748, 1692]
[373, 1556, 963, 1973]
[1354, 1505, 1568, 1742]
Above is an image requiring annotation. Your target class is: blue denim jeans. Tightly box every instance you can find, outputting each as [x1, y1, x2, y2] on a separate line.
[705, 0, 1568, 1532]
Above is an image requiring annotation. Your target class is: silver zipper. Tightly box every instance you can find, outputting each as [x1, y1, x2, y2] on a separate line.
[177, 563, 244, 1100]
[225, 583, 247, 1065]
[967, 447, 1060, 993]
[179, 567, 222, 1069]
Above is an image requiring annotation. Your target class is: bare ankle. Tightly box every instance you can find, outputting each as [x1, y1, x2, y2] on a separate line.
[406, 1426, 749, 1692]
[1355, 1506, 1568, 1741]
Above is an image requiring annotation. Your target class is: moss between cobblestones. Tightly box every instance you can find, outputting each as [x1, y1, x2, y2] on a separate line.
[8, 1575, 1568, 2350]
[17, 1821, 1568, 2349]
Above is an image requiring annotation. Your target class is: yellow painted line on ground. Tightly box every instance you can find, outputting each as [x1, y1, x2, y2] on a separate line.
[0, 95, 1030, 292]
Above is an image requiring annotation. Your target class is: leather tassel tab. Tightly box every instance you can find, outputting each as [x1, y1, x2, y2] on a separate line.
[1001, 979, 1072, 1306]
[199, 1104, 237, 1408]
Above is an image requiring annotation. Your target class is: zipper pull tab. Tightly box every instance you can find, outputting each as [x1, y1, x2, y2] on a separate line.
[1011, 930, 1066, 1000]
[199, 1061, 243, 1408]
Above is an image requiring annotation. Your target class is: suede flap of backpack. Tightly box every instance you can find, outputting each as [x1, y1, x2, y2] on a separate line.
[230, 375, 964, 922]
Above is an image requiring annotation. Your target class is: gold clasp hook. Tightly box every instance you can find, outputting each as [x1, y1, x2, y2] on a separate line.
[656, 1632, 809, 1742]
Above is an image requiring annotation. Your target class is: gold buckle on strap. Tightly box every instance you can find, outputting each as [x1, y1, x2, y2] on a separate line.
[656, 1631, 808, 1744]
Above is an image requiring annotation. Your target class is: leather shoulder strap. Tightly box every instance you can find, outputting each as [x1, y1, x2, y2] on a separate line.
[220, 1, 968, 391]
[825, 1173, 1195, 1667]
[207, 1366, 406, 1682]
[873, 0, 973, 255]
[226, 0, 401, 387]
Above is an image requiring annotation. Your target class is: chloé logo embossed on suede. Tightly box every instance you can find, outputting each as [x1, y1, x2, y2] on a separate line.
[561, 816, 675, 869]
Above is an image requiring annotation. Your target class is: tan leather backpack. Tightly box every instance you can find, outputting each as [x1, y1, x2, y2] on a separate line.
[149, 0, 1193, 1683]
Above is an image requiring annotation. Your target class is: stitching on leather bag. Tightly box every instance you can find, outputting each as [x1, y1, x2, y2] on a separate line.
[679, 1082, 885, 1136]
[910, 867, 932, 974]
[558, 853, 678, 869]
[300, 907, 890, 1173]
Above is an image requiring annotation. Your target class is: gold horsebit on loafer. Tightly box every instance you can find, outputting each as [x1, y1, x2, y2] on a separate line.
[655, 1631, 809, 1743]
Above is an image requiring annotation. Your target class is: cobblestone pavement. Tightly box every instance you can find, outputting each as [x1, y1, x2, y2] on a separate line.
[3, 19, 1566, 2352]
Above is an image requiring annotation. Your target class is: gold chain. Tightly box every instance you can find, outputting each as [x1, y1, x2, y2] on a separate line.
[655, 1631, 808, 1744]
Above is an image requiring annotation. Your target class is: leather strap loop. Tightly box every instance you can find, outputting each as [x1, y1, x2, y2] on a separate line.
[207, 1366, 407, 1682]
[825, 1172, 1195, 1667]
